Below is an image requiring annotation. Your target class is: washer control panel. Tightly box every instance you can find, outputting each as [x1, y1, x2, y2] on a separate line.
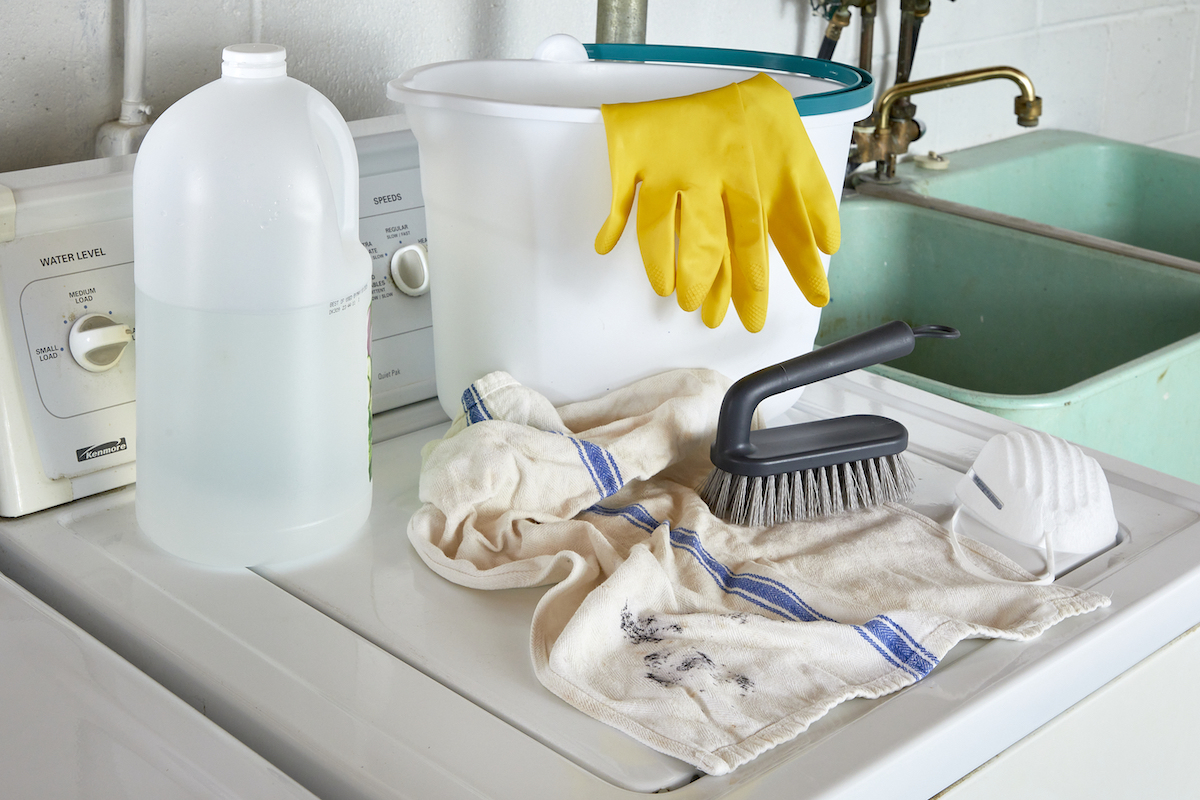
[3, 221, 137, 482]
[0, 121, 436, 515]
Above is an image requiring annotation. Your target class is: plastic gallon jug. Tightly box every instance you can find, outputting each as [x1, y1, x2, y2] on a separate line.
[133, 44, 373, 568]
[388, 35, 872, 422]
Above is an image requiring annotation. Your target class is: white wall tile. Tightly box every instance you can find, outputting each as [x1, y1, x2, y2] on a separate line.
[1099, 6, 1196, 143]
[4, 0, 1200, 171]
[913, 0, 1040, 50]
[1040, 0, 1183, 27]
[1020, 24, 1111, 136]
[650, 0, 816, 54]
[0, 2, 119, 170]
[1154, 130, 1200, 156]
[261, 0, 597, 123]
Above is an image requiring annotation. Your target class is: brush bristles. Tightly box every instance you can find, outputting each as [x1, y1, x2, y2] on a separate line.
[698, 455, 916, 526]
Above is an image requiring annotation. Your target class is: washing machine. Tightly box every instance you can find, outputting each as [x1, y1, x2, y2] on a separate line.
[1, 118, 1199, 799]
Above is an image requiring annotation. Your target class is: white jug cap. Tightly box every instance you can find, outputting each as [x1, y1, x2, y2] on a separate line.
[222, 44, 287, 79]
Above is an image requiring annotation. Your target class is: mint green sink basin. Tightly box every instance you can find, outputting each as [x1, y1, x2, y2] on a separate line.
[891, 129, 1200, 265]
[818, 196, 1200, 483]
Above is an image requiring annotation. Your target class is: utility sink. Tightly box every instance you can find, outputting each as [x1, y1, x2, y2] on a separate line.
[885, 129, 1200, 268]
[817, 195, 1200, 483]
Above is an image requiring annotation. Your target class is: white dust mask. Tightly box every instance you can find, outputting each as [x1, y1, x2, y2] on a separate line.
[949, 430, 1118, 584]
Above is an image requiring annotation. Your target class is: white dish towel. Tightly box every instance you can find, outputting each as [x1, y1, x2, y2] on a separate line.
[407, 369, 1110, 776]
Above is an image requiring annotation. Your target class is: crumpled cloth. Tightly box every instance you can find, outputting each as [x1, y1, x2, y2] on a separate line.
[407, 369, 1110, 775]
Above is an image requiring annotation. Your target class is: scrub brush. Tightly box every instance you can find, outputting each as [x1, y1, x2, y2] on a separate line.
[699, 320, 959, 525]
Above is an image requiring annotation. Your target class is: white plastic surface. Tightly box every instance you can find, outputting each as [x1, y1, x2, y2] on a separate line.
[389, 41, 870, 421]
[531, 33, 590, 63]
[132, 45, 372, 566]
[940, 624, 1200, 799]
[3, 376, 1198, 799]
[0, 569, 317, 799]
[222, 43, 288, 79]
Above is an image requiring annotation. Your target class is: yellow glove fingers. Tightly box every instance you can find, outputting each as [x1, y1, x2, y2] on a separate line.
[787, 148, 841, 256]
[737, 73, 842, 309]
[595, 173, 639, 256]
[596, 83, 767, 317]
[674, 192, 729, 312]
[701, 250, 732, 329]
[766, 184, 831, 308]
[728, 243, 769, 333]
[634, 183, 682, 297]
[595, 103, 644, 255]
[723, 183, 770, 294]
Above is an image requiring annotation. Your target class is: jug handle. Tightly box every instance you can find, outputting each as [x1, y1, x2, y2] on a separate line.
[308, 94, 359, 238]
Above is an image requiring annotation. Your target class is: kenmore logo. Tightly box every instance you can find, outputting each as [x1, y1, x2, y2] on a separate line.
[77, 438, 128, 462]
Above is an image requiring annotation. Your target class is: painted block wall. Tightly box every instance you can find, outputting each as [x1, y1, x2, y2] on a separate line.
[1, 0, 1197, 173]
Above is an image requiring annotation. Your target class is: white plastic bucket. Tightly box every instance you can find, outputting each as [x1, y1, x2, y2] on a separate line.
[388, 36, 873, 421]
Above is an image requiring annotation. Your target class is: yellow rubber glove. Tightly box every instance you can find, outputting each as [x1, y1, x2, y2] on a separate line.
[701, 224, 770, 332]
[595, 83, 769, 314]
[737, 72, 840, 308]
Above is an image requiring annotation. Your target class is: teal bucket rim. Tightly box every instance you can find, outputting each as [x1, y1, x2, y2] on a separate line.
[584, 43, 874, 116]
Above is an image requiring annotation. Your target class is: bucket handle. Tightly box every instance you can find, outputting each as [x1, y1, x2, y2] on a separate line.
[308, 93, 360, 238]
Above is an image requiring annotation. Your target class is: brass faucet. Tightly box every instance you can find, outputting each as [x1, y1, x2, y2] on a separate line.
[853, 66, 1043, 180]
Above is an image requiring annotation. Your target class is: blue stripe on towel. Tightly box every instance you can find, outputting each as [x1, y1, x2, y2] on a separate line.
[559, 434, 624, 499]
[856, 617, 936, 678]
[881, 614, 938, 666]
[461, 385, 493, 425]
[669, 528, 832, 623]
[669, 528, 939, 678]
[585, 508, 942, 679]
[584, 502, 659, 533]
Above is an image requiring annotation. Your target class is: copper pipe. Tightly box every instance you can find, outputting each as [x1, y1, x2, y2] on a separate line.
[858, 1, 876, 73]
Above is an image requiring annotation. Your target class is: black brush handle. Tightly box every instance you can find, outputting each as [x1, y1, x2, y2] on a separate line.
[713, 321, 956, 459]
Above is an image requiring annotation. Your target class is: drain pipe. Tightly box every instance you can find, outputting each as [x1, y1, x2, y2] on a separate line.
[596, 0, 648, 44]
[95, 0, 153, 157]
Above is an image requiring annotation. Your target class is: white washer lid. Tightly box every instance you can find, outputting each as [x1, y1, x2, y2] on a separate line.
[0, 570, 315, 798]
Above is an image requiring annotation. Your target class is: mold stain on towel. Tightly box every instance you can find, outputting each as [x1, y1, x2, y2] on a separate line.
[641, 648, 756, 695]
[620, 604, 682, 643]
[622, 604, 755, 695]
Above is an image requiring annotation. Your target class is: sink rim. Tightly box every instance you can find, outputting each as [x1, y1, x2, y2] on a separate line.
[851, 128, 1200, 278]
[868, 326, 1200, 410]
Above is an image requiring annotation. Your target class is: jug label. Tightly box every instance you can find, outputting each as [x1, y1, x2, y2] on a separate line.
[329, 283, 368, 316]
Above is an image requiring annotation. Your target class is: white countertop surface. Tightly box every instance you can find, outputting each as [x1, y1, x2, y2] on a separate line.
[0, 569, 316, 799]
[1, 374, 1198, 799]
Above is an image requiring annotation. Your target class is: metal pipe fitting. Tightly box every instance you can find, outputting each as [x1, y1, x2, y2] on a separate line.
[596, 0, 648, 44]
[824, 4, 853, 43]
[858, 1, 876, 73]
[890, 0, 930, 124]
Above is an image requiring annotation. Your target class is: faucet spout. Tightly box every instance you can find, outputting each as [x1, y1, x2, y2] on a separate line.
[855, 65, 1043, 181]
[877, 65, 1042, 132]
